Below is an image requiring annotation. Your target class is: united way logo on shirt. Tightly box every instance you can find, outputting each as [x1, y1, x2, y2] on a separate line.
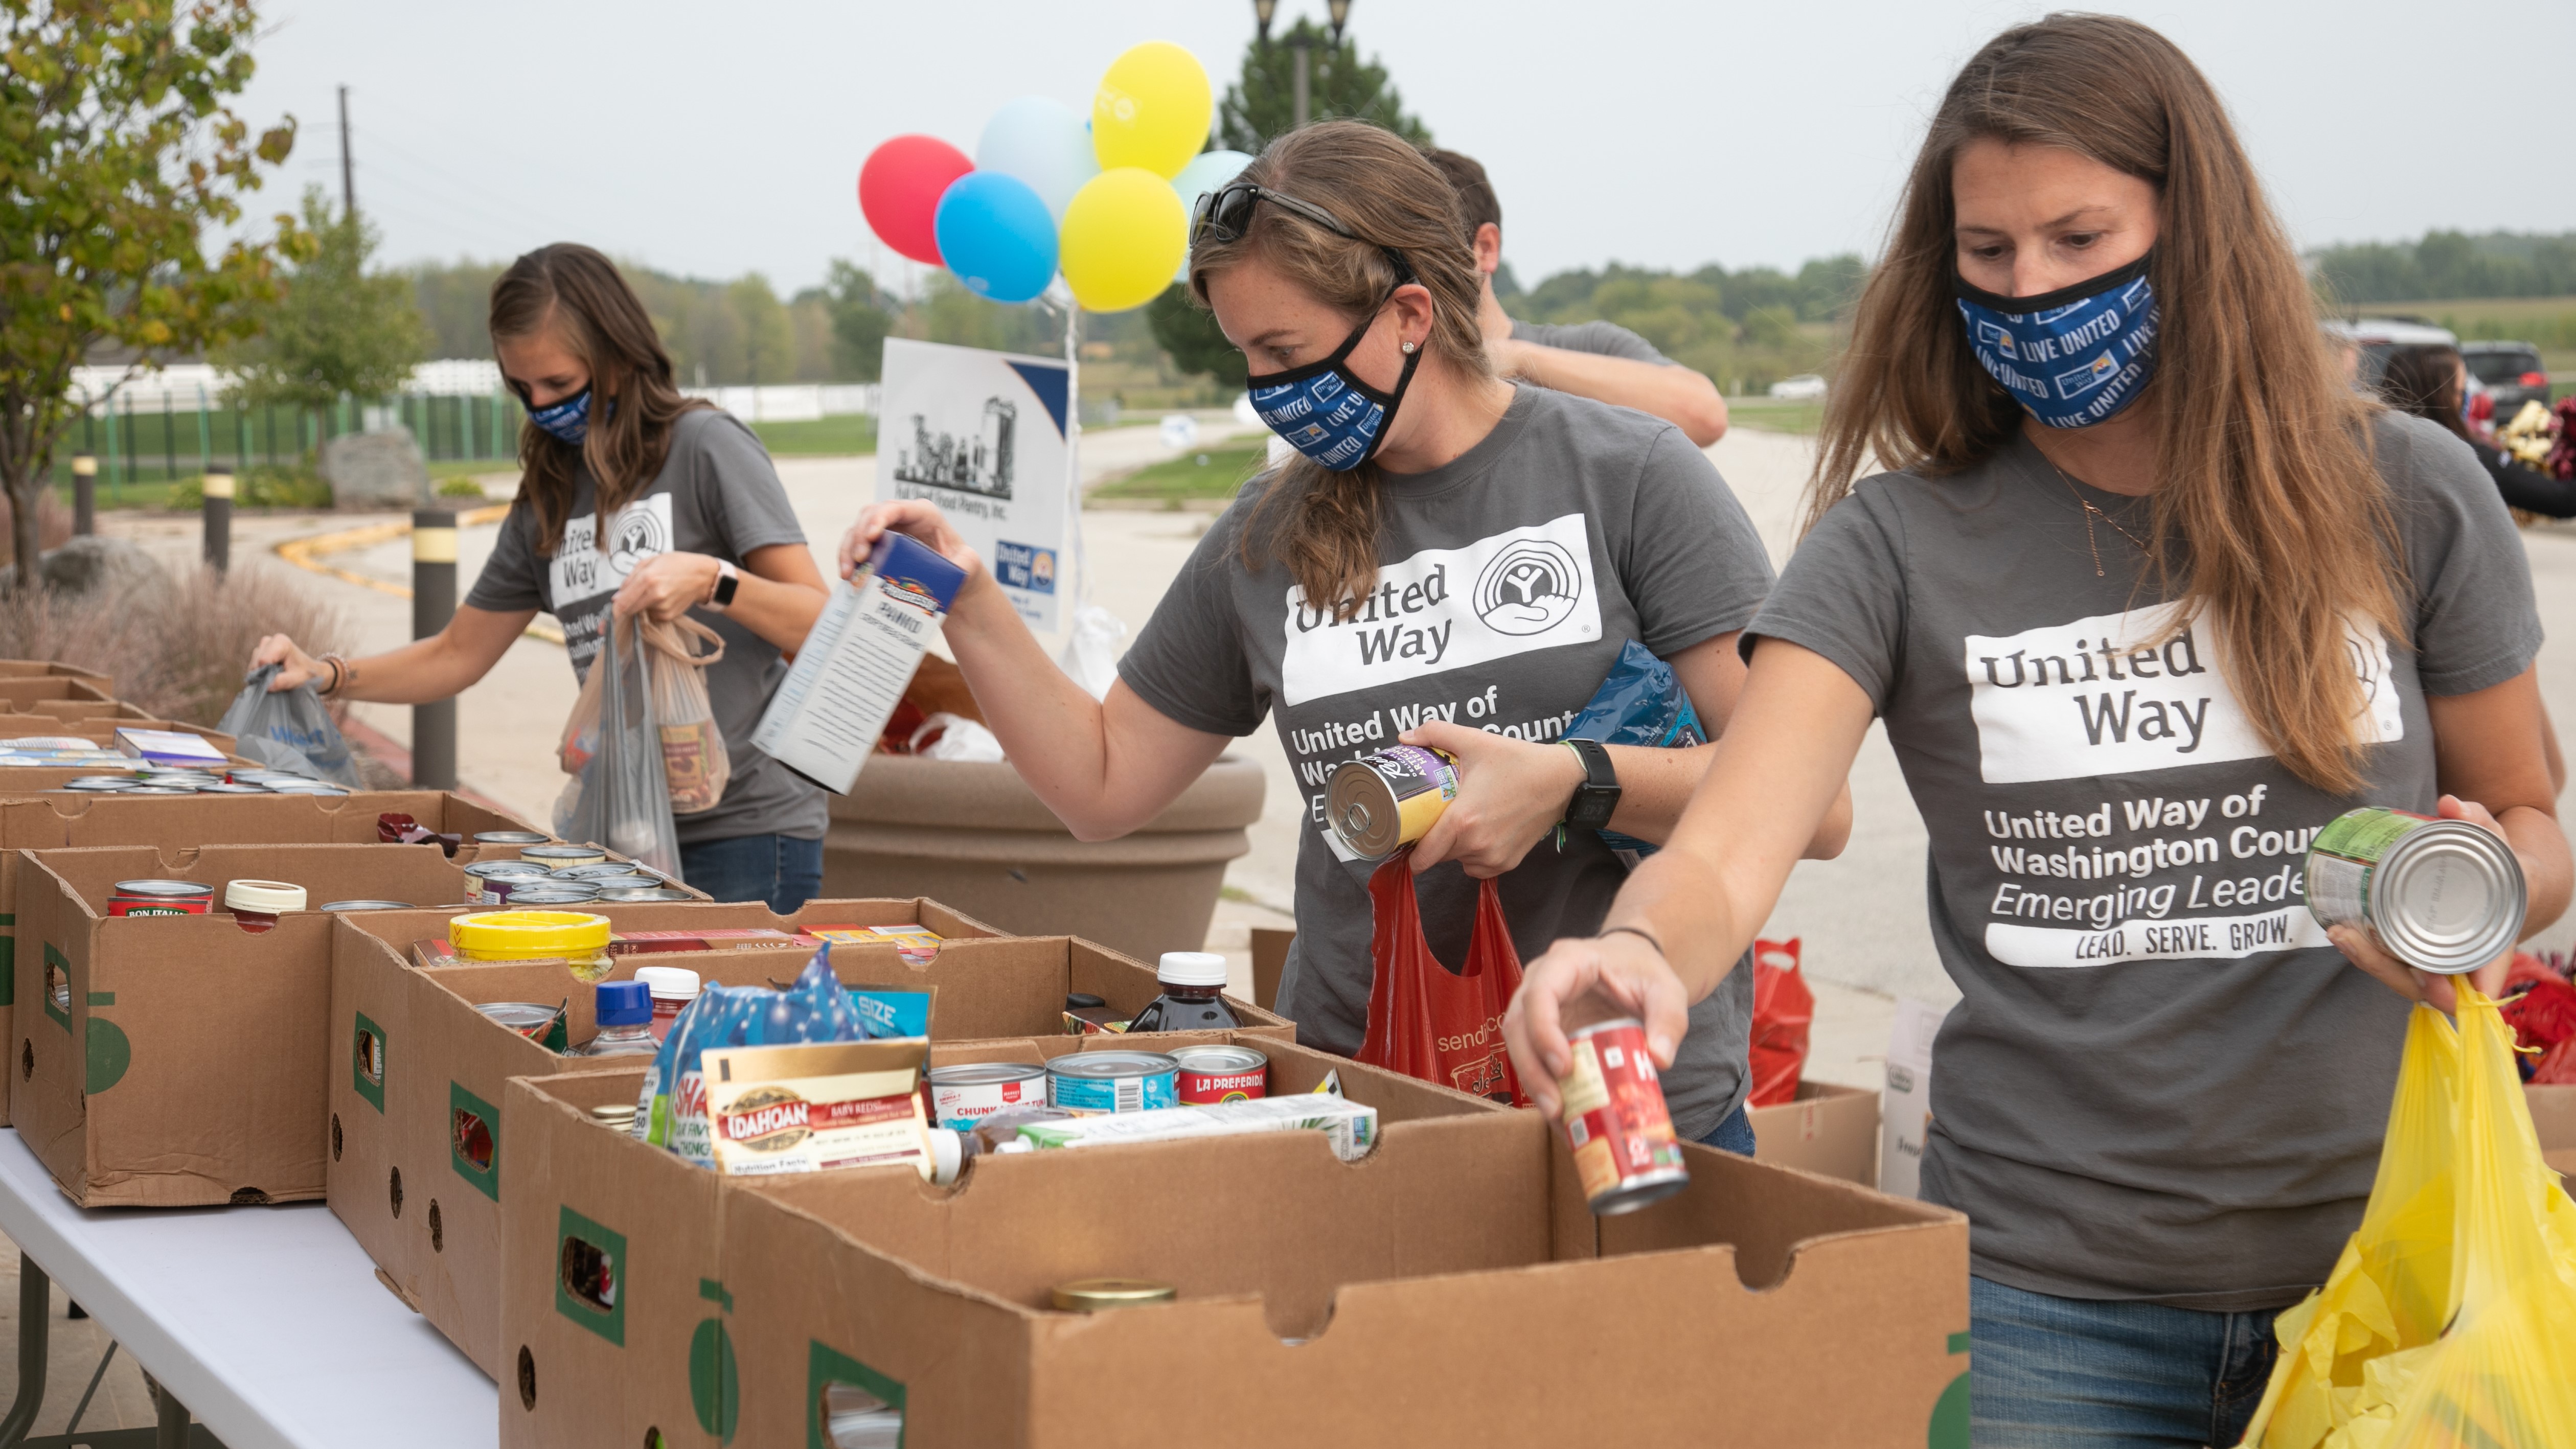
[1963, 601, 2402, 785]
[1279, 514, 1600, 706]
[550, 493, 675, 608]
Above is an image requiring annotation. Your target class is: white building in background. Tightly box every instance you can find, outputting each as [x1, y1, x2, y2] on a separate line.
[68, 360, 879, 419]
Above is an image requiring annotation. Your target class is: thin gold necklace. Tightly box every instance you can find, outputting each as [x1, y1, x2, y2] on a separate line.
[2045, 459, 2151, 577]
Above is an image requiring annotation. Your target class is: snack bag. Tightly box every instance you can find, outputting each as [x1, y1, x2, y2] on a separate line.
[1748, 937, 1814, 1108]
[1564, 641, 1706, 865]
[636, 946, 873, 1165]
[1355, 855, 1528, 1106]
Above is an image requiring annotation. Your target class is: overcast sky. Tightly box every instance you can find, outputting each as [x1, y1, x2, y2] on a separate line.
[232, 0, 2576, 300]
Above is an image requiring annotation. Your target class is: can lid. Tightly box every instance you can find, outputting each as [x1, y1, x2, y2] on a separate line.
[632, 965, 702, 999]
[318, 900, 415, 912]
[2375, 824, 2525, 973]
[503, 886, 602, 905]
[1157, 951, 1226, 987]
[588, 1102, 636, 1127]
[472, 831, 551, 844]
[112, 879, 211, 897]
[450, 910, 613, 956]
[1049, 1278, 1176, 1312]
[926, 1127, 964, 1186]
[224, 879, 308, 914]
[595, 979, 652, 1025]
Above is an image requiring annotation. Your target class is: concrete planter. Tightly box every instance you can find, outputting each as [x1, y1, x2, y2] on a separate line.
[822, 754, 1264, 964]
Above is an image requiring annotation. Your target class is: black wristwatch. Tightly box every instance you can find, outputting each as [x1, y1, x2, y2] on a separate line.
[708, 559, 741, 611]
[1562, 738, 1622, 831]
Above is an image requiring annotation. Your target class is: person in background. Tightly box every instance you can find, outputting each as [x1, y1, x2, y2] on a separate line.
[2378, 342, 2576, 519]
[251, 244, 832, 911]
[1498, 16, 2565, 1446]
[845, 120, 1847, 1156]
[1422, 148, 1729, 445]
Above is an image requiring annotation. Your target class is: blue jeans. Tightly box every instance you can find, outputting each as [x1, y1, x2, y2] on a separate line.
[1695, 1103, 1756, 1156]
[678, 833, 823, 914]
[1971, 1275, 2281, 1448]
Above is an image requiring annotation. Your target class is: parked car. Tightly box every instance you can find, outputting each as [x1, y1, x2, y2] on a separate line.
[2320, 316, 2456, 390]
[1769, 374, 1828, 401]
[2462, 341, 2552, 422]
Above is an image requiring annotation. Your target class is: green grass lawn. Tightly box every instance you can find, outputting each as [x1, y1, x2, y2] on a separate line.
[748, 414, 878, 456]
[1726, 397, 1826, 435]
[1090, 444, 1269, 504]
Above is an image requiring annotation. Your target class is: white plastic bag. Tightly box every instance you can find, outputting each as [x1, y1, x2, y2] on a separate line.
[1056, 603, 1128, 702]
[558, 615, 683, 880]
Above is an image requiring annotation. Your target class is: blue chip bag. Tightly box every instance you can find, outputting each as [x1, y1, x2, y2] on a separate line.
[636, 945, 873, 1165]
[1564, 640, 1706, 864]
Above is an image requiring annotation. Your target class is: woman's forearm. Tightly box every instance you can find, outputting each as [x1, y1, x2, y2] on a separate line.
[2503, 803, 2571, 937]
[722, 570, 826, 653]
[334, 607, 532, 705]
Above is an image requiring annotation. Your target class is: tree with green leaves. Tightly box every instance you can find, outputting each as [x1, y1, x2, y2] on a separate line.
[219, 186, 425, 413]
[824, 260, 895, 382]
[1218, 18, 1430, 153]
[0, 0, 301, 584]
[1146, 284, 1246, 390]
[726, 273, 792, 386]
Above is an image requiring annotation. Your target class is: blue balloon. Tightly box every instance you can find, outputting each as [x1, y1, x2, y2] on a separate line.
[934, 171, 1059, 305]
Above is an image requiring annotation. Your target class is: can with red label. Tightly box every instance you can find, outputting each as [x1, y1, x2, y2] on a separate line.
[927, 1062, 1048, 1129]
[1171, 1044, 1269, 1103]
[108, 879, 213, 916]
[1558, 1017, 1689, 1215]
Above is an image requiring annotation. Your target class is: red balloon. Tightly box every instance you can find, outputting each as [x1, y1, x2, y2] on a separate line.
[859, 135, 974, 265]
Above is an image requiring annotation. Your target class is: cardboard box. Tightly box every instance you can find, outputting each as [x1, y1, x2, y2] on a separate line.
[0, 678, 112, 710]
[0, 713, 236, 752]
[0, 790, 540, 1126]
[498, 1042, 1966, 1449]
[1749, 1079, 1882, 1189]
[328, 898, 1035, 1375]
[1250, 926, 1293, 1014]
[497, 1033, 1510, 1445]
[2532, 1083, 2576, 1183]
[0, 659, 115, 694]
[13, 842, 486, 1207]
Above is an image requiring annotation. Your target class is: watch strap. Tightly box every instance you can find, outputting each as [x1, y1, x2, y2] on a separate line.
[1562, 737, 1621, 831]
[709, 560, 741, 610]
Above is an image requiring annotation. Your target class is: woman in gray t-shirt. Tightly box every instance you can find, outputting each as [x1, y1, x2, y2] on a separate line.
[840, 121, 1842, 1147]
[252, 244, 831, 910]
[1503, 16, 2566, 1447]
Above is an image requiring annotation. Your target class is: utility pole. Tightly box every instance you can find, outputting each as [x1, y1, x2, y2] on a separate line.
[338, 85, 355, 219]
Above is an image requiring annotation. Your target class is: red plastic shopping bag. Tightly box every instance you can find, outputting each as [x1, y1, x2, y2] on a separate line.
[1748, 936, 1813, 1107]
[1357, 856, 1528, 1106]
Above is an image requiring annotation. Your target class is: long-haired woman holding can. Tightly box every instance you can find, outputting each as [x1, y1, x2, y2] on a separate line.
[841, 120, 1846, 1154]
[1502, 16, 2566, 1444]
[251, 244, 832, 910]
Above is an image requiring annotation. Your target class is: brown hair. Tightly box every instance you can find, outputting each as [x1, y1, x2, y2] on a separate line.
[1189, 121, 1490, 619]
[2378, 344, 2468, 442]
[1422, 147, 1501, 240]
[489, 244, 710, 554]
[1812, 13, 2403, 794]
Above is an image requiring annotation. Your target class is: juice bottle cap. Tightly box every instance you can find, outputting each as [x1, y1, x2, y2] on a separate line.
[633, 965, 702, 1000]
[595, 979, 652, 1026]
[1156, 951, 1227, 987]
[224, 879, 307, 914]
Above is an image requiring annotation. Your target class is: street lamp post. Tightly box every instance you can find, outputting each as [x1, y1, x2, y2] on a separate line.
[1255, 1, 1351, 132]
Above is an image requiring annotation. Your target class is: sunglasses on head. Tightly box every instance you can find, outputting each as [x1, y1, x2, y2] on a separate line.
[1189, 181, 1416, 283]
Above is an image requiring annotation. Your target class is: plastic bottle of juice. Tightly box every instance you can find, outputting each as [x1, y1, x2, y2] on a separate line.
[1124, 952, 1240, 1033]
[578, 980, 660, 1057]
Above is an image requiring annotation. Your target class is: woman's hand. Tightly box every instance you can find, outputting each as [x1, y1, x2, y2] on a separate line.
[612, 551, 720, 623]
[838, 500, 984, 582]
[251, 634, 325, 693]
[2329, 793, 2517, 1013]
[1503, 930, 1692, 1119]
[1400, 720, 1584, 878]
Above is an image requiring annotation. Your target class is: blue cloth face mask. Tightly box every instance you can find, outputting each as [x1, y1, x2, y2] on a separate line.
[1245, 296, 1421, 471]
[525, 386, 593, 445]
[1954, 254, 2159, 429]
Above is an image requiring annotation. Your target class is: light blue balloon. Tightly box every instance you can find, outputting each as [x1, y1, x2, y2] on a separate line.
[934, 171, 1058, 305]
[1170, 150, 1256, 281]
[976, 97, 1099, 221]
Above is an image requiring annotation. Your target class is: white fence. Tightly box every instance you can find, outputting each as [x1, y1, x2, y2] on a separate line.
[69, 362, 879, 419]
[681, 383, 879, 422]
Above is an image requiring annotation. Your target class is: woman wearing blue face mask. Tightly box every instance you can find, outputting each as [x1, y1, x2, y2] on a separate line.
[251, 243, 833, 910]
[1501, 15, 2566, 1446]
[841, 120, 1844, 1151]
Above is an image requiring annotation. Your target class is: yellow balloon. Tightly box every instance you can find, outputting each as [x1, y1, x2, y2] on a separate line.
[1091, 41, 1213, 179]
[1059, 168, 1189, 313]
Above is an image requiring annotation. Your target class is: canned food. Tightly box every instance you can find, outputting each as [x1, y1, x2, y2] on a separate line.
[1046, 1050, 1179, 1115]
[64, 776, 139, 791]
[473, 1001, 567, 1051]
[2306, 807, 2526, 975]
[1049, 1278, 1175, 1312]
[583, 873, 669, 900]
[588, 1102, 637, 1131]
[1170, 1045, 1269, 1104]
[265, 782, 349, 795]
[126, 786, 195, 795]
[472, 831, 551, 846]
[197, 783, 270, 795]
[928, 1062, 1050, 1128]
[318, 899, 415, 912]
[463, 860, 555, 905]
[1325, 745, 1458, 860]
[1558, 1017, 1689, 1216]
[552, 862, 650, 880]
[519, 843, 607, 870]
[613, 887, 694, 902]
[108, 879, 213, 915]
[503, 885, 602, 907]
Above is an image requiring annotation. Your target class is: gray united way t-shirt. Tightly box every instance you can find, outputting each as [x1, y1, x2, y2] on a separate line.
[1119, 385, 1774, 1136]
[1747, 413, 2542, 1309]
[467, 408, 827, 847]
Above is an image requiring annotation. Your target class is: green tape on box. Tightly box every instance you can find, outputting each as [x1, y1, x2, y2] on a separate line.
[554, 1206, 626, 1346]
[352, 1012, 386, 1113]
[449, 1080, 499, 1201]
[39, 943, 67, 1032]
[806, 1342, 904, 1449]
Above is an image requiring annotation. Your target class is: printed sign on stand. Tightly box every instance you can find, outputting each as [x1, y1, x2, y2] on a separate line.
[877, 337, 1073, 632]
[1879, 995, 1953, 1200]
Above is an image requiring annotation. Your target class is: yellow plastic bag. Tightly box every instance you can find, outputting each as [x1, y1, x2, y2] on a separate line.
[2242, 991, 2576, 1448]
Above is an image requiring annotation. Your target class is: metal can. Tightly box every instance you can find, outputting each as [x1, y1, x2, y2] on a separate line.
[2306, 807, 2526, 975]
[318, 900, 416, 912]
[1045, 1050, 1179, 1116]
[927, 1062, 1050, 1129]
[108, 879, 214, 915]
[473, 1002, 565, 1046]
[1558, 1017, 1689, 1216]
[519, 843, 607, 871]
[497, 885, 601, 907]
[1170, 1045, 1269, 1104]
[463, 860, 556, 905]
[197, 783, 270, 795]
[552, 862, 649, 881]
[62, 776, 139, 792]
[472, 831, 551, 846]
[584, 874, 670, 900]
[1325, 745, 1458, 860]
[1049, 1278, 1175, 1313]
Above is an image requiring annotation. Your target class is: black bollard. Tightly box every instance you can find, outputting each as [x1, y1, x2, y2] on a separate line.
[202, 468, 232, 573]
[71, 453, 95, 537]
[411, 509, 458, 789]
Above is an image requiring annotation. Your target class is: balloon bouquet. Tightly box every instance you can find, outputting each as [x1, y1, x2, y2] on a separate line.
[857, 41, 1259, 314]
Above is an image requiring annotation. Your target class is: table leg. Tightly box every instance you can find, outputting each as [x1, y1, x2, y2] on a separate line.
[150, 1382, 186, 1449]
[0, 1253, 49, 1447]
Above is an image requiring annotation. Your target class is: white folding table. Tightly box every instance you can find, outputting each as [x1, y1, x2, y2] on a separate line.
[0, 1131, 495, 1448]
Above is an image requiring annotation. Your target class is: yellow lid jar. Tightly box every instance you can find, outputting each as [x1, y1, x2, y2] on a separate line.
[448, 910, 615, 981]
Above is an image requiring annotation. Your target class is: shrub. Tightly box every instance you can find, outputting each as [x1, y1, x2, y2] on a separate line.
[0, 562, 351, 727]
[171, 465, 334, 511]
[436, 475, 491, 498]
[0, 491, 75, 567]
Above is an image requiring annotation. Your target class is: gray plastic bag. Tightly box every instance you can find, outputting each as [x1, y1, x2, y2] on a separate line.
[555, 614, 684, 880]
[215, 664, 364, 787]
